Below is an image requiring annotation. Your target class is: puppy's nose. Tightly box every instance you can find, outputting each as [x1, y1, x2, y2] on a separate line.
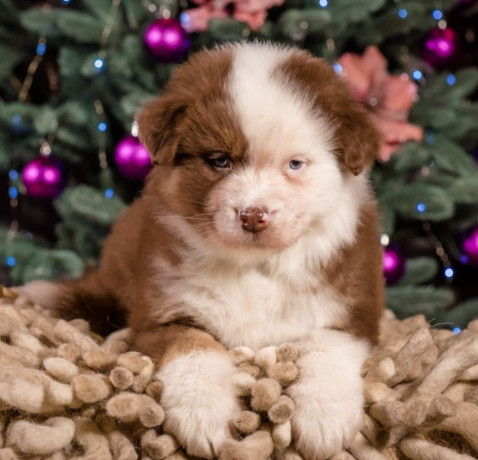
[239, 207, 270, 233]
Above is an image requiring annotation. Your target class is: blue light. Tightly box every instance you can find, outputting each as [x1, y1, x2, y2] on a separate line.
[180, 12, 191, 28]
[452, 327, 462, 335]
[94, 58, 105, 70]
[105, 188, 114, 199]
[416, 202, 426, 213]
[8, 186, 18, 199]
[398, 8, 408, 18]
[6, 256, 16, 267]
[62, 0, 72, 3]
[8, 170, 18, 180]
[36, 42, 46, 56]
[98, 122, 108, 132]
[432, 9, 443, 20]
[318, 0, 328, 7]
[333, 63, 343, 73]
[444, 267, 454, 279]
[426, 135, 434, 144]
[412, 70, 423, 80]
[446, 74, 456, 86]
[11, 114, 21, 125]
[460, 254, 469, 264]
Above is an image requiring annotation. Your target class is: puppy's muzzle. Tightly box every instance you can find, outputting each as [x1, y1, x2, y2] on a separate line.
[238, 207, 270, 233]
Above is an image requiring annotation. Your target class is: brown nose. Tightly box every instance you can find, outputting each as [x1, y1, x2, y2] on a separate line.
[239, 207, 270, 233]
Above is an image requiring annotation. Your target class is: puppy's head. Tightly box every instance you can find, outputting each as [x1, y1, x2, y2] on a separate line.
[138, 43, 380, 250]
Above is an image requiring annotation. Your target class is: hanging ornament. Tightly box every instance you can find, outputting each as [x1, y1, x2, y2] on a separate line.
[422, 27, 459, 67]
[383, 244, 406, 284]
[21, 155, 65, 199]
[144, 18, 190, 62]
[114, 135, 152, 181]
[461, 227, 478, 266]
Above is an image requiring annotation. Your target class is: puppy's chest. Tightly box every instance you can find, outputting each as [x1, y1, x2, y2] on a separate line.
[161, 262, 348, 350]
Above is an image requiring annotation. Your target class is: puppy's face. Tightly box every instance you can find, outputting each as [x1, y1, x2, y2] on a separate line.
[139, 44, 379, 250]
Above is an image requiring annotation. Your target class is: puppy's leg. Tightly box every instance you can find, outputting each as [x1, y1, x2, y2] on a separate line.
[287, 329, 369, 460]
[134, 325, 240, 459]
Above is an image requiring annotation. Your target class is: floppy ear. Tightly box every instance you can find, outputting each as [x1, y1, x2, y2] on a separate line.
[136, 94, 185, 165]
[334, 106, 381, 176]
[277, 51, 381, 176]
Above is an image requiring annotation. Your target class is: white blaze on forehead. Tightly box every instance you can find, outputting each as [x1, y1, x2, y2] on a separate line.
[229, 43, 334, 163]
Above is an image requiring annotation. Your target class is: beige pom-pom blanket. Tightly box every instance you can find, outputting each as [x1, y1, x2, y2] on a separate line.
[0, 285, 477, 460]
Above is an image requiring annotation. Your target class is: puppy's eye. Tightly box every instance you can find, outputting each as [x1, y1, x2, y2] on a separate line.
[206, 153, 231, 169]
[288, 159, 306, 170]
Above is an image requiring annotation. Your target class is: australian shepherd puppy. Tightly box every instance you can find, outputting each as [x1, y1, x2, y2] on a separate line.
[20, 43, 384, 459]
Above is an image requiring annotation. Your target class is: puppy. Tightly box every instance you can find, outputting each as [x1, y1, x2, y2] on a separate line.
[20, 43, 384, 459]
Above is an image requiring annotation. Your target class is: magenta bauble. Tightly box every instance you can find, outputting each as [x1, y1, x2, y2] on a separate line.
[422, 28, 458, 66]
[114, 135, 152, 180]
[462, 227, 478, 265]
[144, 18, 189, 62]
[21, 156, 65, 199]
[383, 245, 406, 284]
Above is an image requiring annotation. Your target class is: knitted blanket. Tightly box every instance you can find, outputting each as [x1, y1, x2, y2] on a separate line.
[0, 285, 477, 460]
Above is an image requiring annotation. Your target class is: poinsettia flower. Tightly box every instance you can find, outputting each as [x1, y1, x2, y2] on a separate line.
[338, 46, 423, 162]
[182, 0, 285, 32]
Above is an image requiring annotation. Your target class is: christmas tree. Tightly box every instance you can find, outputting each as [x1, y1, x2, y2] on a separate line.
[1, 0, 478, 328]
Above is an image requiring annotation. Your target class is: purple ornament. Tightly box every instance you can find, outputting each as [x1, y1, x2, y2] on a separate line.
[114, 135, 152, 181]
[144, 18, 189, 62]
[383, 245, 406, 284]
[422, 28, 458, 66]
[21, 156, 65, 199]
[462, 227, 478, 266]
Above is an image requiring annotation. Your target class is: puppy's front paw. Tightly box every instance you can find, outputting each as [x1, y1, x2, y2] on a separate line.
[288, 382, 364, 460]
[286, 333, 368, 460]
[156, 351, 240, 458]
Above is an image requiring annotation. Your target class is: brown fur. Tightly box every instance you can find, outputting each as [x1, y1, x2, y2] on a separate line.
[43, 46, 383, 365]
[278, 53, 381, 176]
[277, 51, 383, 344]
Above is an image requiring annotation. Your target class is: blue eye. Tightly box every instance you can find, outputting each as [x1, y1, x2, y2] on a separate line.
[288, 160, 305, 170]
[206, 153, 231, 168]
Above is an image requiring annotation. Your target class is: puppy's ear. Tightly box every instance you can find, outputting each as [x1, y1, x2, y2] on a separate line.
[334, 106, 381, 176]
[136, 94, 185, 165]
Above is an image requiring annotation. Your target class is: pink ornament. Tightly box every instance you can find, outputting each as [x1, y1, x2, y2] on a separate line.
[114, 135, 152, 181]
[383, 245, 406, 284]
[21, 156, 65, 199]
[144, 18, 189, 62]
[422, 28, 458, 66]
[462, 227, 478, 266]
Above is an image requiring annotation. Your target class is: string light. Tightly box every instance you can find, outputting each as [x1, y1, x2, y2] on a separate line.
[6, 256, 16, 267]
[18, 36, 47, 102]
[416, 202, 426, 213]
[8, 170, 18, 181]
[5, 29, 50, 271]
[432, 9, 443, 21]
[333, 63, 343, 73]
[105, 188, 115, 199]
[446, 74, 456, 86]
[398, 9, 408, 19]
[452, 327, 462, 334]
[422, 223, 454, 283]
[98, 122, 108, 132]
[318, 0, 328, 7]
[444, 266, 454, 279]
[412, 69, 423, 81]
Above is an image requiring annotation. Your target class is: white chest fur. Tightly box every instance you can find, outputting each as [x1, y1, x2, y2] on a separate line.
[155, 251, 348, 351]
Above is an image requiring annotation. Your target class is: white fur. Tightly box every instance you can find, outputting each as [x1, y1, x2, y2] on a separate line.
[287, 330, 369, 459]
[151, 43, 371, 350]
[155, 351, 240, 458]
[13, 280, 62, 310]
